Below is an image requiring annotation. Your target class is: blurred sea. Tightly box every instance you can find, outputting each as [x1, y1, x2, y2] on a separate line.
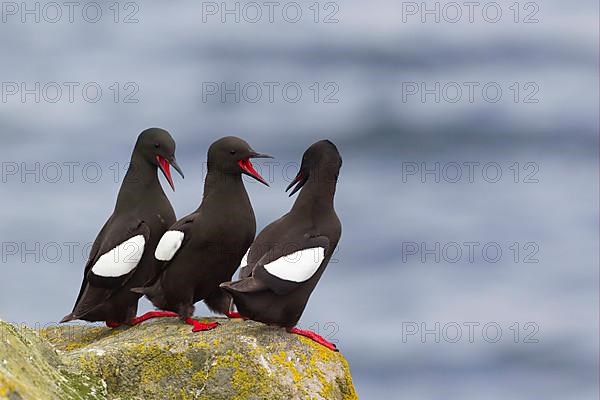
[0, 1, 598, 399]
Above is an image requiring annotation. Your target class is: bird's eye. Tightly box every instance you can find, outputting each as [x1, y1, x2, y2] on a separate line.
[230, 150, 236, 155]
[154, 143, 160, 149]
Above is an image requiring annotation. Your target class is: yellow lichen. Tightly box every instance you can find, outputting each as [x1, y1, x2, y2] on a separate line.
[272, 350, 303, 383]
[137, 344, 193, 387]
[0, 374, 17, 397]
[297, 336, 358, 400]
[203, 349, 277, 400]
[37, 319, 356, 399]
[0, 321, 105, 400]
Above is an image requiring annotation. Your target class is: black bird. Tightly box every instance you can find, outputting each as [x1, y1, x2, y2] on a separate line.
[221, 140, 342, 351]
[60, 128, 184, 327]
[133, 136, 271, 331]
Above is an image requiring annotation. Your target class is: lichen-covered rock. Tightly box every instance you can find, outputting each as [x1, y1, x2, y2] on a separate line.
[42, 317, 357, 400]
[0, 319, 105, 400]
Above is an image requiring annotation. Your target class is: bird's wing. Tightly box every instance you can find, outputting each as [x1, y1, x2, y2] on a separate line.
[238, 214, 289, 279]
[238, 249, 252, 279]
[251, 235, 330, 295]
[85, 220, 151, 285]
[154, 213, 197, 264]
[64, 219, 151, 320]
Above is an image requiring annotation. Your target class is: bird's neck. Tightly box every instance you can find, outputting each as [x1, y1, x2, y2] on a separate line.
[115, 154, 163, 211]
[291, 173, 336, 215]
[198, 170, 250, 211]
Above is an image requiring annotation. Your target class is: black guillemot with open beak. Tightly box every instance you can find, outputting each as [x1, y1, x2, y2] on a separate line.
[60, 128, 184, 327]
[132, 136, 271, 331]
[220, 140, 342, 351]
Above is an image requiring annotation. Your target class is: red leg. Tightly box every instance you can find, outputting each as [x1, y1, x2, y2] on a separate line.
[226, 311, 246, 319]
[185, 317, 218, 332]
[131, 310, 179, 326]
[106, 321, 121, 328]
[287, 327, 338, 352]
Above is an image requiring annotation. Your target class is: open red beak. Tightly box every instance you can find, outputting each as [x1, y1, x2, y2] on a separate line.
[157, 155, 175, 191]
[238, 158, 269, 186]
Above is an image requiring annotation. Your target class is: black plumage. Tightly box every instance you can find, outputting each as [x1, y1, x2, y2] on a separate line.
[135, 136, 271, 331]
[221, 140, 342, 350]
[60, 128, 183, 325]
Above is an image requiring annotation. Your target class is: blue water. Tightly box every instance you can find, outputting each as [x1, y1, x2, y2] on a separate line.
[0, 1, 598, 398]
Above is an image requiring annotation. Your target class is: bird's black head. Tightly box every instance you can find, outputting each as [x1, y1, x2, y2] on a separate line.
[134, 128, 184, 191]
[286, 139, 342, 196]
[207, 136, 273, 186]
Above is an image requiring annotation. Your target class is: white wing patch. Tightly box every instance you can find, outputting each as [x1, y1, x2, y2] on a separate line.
[240, 249, 249, 268]
[155, 230, 184, 261]
[91, 235, 145, 277]
[263, 247, 325, 282]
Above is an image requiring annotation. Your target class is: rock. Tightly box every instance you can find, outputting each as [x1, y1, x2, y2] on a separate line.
[0, 317, 357, 400]
[0, 320, 106, 400]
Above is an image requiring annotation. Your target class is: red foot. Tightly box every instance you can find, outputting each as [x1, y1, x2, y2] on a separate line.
[131, 311, 179, 326]
[287, 327, 338, 352]
[106, 321, 121, 328]
[185, 318, 218, 332]
[226, 311, 246, 319]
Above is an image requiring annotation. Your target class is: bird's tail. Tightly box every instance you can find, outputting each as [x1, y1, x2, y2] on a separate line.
[131, 282, 166, 310]
[220, 277, 267, 294]
[59, 313, 76, 324]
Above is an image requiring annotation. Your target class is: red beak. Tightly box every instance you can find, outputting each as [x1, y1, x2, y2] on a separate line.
[238, 158, 269, 186]
[157, 155, 175, 191]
